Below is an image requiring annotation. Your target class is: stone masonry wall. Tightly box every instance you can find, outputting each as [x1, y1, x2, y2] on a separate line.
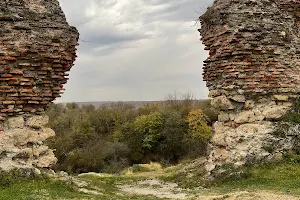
[199, 0, 300, 175]
[0, 0, 79, 170]
[0, 115, 57, 170]
[0, 0, 79, 118]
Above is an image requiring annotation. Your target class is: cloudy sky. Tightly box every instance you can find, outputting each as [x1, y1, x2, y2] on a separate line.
[57, 0, 213, 102]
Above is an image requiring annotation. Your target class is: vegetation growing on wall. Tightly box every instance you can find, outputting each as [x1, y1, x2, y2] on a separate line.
[273, 97, 300, 157]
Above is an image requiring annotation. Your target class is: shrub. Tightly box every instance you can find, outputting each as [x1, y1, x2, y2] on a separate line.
[184, 109, 212, 157]
[186, 109, 212, 141]
[0, 169, 42, 188]
[164, 92, 195, 117]
[46, 100, 213, 173]
[138, 103, 163, 116]
[115, 112, 164, 163]
[158, 108, 187, 163]
[55, 140, 130, 174]
[133, 112, 164, 150]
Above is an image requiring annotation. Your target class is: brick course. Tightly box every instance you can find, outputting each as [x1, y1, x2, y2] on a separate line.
[0, 0, 79, 119]
[200, 0, 300, 99]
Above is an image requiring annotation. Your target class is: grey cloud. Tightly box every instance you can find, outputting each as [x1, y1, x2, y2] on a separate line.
[59, 0, 94, 26]
[78, 31, 150, 56]
[141, 0, 213, 23]
[57, 0, 213, 102]
[63, 0, 213, 57]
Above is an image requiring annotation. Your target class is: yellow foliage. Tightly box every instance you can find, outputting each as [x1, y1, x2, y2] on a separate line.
[141, 162, 162, 171]
[122, 162, 162, 175]
[186, 109, 212, 141]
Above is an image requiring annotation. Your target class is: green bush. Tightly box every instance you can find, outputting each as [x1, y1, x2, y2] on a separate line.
[0, 169, 42, 188]
[114, 112, 164, 163]
[46, 98, 213, 173]
[284, 153, 300, 164]
[54, 140, 130, 174]
[158, 109, 187, 163]
[133, 112, 163, 150]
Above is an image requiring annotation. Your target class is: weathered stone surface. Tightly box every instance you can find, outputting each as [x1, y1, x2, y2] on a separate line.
[234, 111, 255, 124]
[211, 122, 230, 146]
[230, 95, 246, 103]
[9, 128, 39, 145]
[208, 90, 221, 98]
[262, 106, 289, 119]
[8, 116, 24, 129]
[26, 115, 49, 128]
[214, 148, 228, 161]
[200, 0, 300, 96]
[244, 100, 255, 109]
[207, 122, 294, 175]
[34, 150, 57, 168]
[33, 145, 49, 157]
[218, 112, 230, 122]
[199, 0, 300, 175]
[39, 128, 55, 141]
[0, 115, 56, 171]
[211, 95, 235, 110]
[273, 95, 289, 101]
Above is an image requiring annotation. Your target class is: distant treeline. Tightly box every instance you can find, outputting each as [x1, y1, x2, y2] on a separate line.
[46, 96, 218, 174]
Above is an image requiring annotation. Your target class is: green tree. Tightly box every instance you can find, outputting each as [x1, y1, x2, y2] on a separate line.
[158, 108, 187, 163]
[115, 112, 164, 163]
[133, 112, 163, 150]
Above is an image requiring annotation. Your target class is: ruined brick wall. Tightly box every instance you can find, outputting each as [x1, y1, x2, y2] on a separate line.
[0, 0, 79, 171]
[199, 0, 300, 175]
[201, 0, 300, 102]
[0, 0, 79, 119]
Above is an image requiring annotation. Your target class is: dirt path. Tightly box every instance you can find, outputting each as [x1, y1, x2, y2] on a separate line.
[118, 178, 300, 200]
[119, 179, 192, 199]
[77, 169, 300, 200]
[198, 191, 300, 200]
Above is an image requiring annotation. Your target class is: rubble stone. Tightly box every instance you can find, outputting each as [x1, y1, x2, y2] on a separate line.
[0, 115, 57, 170]
[26, 115, 49, 129]
[211, 95, 235, 111]
[230, 95, 246, 103]
[8, 116, 24, 129]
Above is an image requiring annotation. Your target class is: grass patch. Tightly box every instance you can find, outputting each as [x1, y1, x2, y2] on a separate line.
[2, 161, 300, 199]
[160, 158, 207, 189]
[159, 158, 300, 197]
[0, 171, 163, 200]
[0, 179, 94, 200]
[213, 163, 300, 195]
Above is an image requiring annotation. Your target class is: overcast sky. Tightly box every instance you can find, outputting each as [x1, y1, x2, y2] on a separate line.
[57, 0, 213, 102]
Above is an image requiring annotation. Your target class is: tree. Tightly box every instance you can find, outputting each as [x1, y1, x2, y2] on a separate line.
[133, 112, 163, 150]
[158, 109, 187, 163]
[184, 109, 212, 157]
